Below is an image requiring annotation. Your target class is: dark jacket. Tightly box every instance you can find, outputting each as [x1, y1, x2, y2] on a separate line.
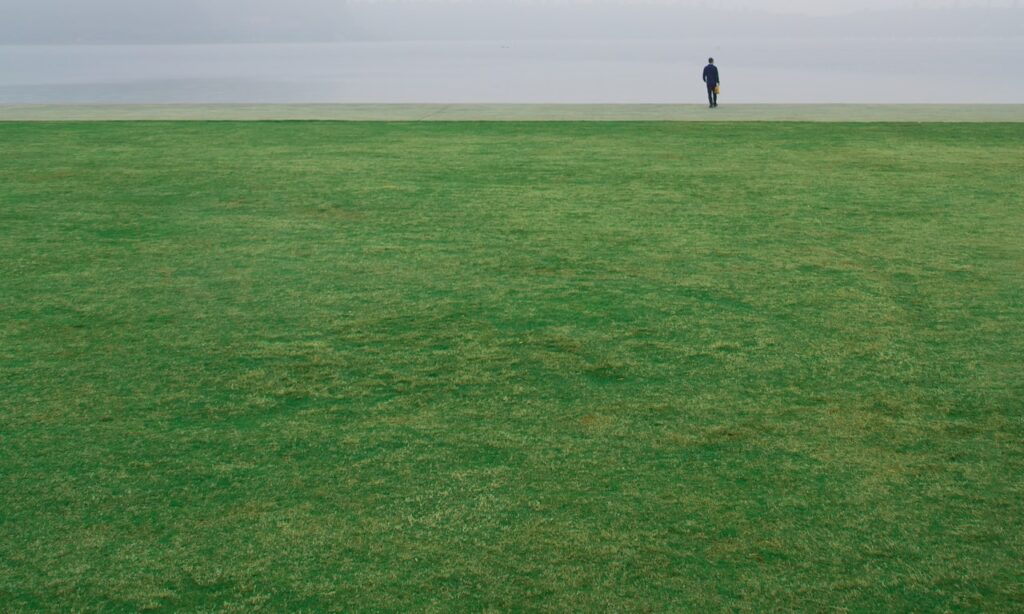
[703, 64, 720, 87]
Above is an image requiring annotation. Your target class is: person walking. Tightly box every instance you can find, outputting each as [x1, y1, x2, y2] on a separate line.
[703, 58, 720, 108]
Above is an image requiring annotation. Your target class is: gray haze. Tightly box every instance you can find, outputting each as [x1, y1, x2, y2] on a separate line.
[1, 1, 1022, 103]
[3, 0, 1022, 43]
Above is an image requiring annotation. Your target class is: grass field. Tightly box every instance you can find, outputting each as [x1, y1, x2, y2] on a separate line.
[2, 121, 1023, 611]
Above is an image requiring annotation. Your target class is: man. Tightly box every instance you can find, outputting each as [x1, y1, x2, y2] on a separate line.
[703, 58, 720, 108]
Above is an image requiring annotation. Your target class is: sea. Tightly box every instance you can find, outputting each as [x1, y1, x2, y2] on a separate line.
[1, 38, 1022, 104]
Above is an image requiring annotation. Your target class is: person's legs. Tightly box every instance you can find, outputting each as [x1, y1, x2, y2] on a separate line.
[707, 85, 715, 108]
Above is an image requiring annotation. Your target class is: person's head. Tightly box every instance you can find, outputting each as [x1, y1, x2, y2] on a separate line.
[708, 57, 715, 64]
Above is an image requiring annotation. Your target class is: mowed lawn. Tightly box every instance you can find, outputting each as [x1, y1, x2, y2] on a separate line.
[1, 121, 1023, 611]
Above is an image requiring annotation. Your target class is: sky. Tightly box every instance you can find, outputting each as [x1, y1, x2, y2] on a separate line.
[2, 0, 1022, 103]
[348, 0, 1020, 12]
[2, 0, 1023, 44]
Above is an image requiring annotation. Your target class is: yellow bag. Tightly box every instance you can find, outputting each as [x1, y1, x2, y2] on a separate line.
[714, 85, 721, 95]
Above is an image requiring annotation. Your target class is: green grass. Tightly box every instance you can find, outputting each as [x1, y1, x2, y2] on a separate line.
[2, 121, 1023, 611]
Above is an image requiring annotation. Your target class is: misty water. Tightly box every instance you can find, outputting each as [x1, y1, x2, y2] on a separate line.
[2, 38, 1022, 104]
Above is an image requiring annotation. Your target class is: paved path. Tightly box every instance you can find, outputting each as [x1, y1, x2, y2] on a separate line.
[2, 104, 1023, 122]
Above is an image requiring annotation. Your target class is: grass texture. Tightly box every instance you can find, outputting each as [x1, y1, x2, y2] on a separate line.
[1, 121, 1023, 611]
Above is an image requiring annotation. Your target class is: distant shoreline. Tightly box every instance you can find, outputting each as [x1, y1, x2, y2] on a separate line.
[3, 104, 1024, 122]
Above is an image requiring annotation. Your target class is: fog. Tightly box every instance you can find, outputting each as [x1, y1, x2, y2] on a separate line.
[2, 1, 1021, 104]
[2, 0, 1022, 44]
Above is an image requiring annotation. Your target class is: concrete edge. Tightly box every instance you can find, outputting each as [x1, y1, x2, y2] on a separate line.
[2, 103, 1024, 122]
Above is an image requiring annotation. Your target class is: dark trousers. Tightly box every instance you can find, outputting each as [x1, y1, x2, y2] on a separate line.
[707, 84, 718, 107]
